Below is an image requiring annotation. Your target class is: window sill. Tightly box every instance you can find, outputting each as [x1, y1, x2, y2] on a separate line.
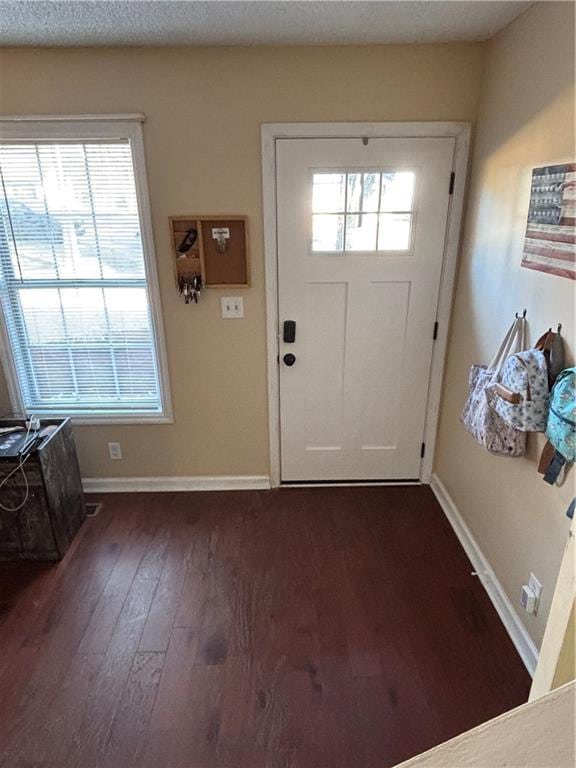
[28, 413, 174, 426]
[74, 416, 174, 426]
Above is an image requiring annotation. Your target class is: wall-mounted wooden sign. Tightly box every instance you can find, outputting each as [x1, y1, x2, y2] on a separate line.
[170, 216, 249, 293]
[521, 164, 575, 280]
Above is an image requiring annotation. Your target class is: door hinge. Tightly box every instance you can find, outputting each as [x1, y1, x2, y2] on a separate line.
[433, 321, 439, 340]
[449, 172, 455, 195]
[420, 442, 426, 459]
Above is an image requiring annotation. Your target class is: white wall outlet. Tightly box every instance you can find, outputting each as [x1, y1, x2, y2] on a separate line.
[220, 296, 244, 319]
[520, 573, 542, 615]
[528, 572, 543, 612]
[520, 585, 537, 614]
[108, 442, 122, 460]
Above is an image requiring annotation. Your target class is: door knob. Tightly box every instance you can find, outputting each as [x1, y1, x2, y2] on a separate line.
[283, 353, 296, 367]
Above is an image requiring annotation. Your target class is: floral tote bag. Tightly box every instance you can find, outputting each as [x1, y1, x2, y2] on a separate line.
[486, 349, 549, 432]
[461, 316, 527, 456]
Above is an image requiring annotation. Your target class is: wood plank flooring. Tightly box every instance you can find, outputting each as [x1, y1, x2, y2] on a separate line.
[0, 486, 531, 768]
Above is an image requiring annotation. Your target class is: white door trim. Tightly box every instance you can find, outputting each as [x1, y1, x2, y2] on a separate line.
[262, 122, 471, 488]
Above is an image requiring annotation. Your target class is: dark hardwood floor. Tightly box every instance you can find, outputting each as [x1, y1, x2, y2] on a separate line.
[0, 486, 530, 768]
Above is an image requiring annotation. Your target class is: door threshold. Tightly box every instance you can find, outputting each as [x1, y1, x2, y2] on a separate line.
[280, 479, 421, 488]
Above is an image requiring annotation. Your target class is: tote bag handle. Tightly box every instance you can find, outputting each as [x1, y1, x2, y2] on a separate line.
[488, 316, 526, 374]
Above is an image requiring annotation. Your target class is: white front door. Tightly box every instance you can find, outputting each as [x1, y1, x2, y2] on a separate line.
[276, 137, 455, 482]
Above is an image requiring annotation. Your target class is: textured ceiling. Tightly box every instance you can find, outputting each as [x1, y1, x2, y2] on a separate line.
[0, 1, 533, 47]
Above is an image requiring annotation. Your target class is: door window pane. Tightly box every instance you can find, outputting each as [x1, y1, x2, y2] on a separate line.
[380, 172, 415, 212]
[311, 170, 414, 253]
[313, 214, 344, 251]
[346, 173, 380, 212]
[345, 213, 378, 251]
[312, 173, 346, 213]
[378, 214, 412, 251]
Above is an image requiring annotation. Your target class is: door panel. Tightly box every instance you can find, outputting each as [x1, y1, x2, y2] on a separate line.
[303, 281, 347, 450]
[276, 137, 454, 481]
[358, 281, 410, 450]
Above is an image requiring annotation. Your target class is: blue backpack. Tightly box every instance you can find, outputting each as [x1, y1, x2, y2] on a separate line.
[542, 367, 576, 484]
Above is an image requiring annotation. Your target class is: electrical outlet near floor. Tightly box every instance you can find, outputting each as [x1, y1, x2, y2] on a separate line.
[108, 442, 122, 460]
[220, 296, 244, 319]
[528, 572, 543, 611]
[520, 572, 543, 615]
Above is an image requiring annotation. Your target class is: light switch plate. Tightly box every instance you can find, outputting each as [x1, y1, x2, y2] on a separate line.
[221, 296, 244, 319]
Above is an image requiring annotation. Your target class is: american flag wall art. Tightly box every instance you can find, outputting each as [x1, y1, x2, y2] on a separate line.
[522, 163, 575, 280]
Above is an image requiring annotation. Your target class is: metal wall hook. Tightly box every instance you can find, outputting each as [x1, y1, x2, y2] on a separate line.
[515, 308, 527, 319]
[557, 323, 562, 334]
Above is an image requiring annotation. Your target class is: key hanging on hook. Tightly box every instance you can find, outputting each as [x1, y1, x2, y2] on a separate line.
[178, 273, 202, 305]
[192, 273, 202, 303]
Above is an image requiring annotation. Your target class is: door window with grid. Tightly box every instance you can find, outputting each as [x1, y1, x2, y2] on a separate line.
[311, 170, 415, 252]
[0, 120, 170, 421]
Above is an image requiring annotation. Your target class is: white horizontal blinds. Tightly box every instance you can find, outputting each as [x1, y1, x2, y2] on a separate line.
[0, 139, 163, 415]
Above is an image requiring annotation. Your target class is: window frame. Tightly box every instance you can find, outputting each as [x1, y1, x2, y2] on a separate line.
[0, 114, 173, 425]
[309, 166, 419, 255]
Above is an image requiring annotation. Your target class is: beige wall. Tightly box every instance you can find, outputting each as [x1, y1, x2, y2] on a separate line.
[0, 43, 484, 478]
[435, 1, 575, 648]
[395, 681, 575, 768]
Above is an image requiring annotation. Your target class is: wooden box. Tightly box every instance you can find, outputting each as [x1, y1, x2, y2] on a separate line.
[0, 418, 86, 561]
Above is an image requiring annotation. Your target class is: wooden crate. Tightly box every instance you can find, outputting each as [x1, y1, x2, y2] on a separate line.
[0, 418, 86, 561]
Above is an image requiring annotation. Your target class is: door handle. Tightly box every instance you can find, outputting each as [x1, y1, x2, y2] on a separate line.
[283, 320, 296, 343]
[283, 353, 296, 367]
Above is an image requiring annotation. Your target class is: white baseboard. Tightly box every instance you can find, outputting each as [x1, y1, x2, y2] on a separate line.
[430, 473, 539, 677]
[281, 481, 422, 488]
[82, 475, 271, 493]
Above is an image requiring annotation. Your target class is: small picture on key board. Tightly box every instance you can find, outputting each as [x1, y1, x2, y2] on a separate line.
[522, 163, 575, 280]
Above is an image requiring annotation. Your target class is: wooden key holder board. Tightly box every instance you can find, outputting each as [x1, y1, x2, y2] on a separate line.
[170, 216, 249, 293]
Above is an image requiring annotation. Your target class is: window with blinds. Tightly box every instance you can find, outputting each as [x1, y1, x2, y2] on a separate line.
[0, 125, 169, 420]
